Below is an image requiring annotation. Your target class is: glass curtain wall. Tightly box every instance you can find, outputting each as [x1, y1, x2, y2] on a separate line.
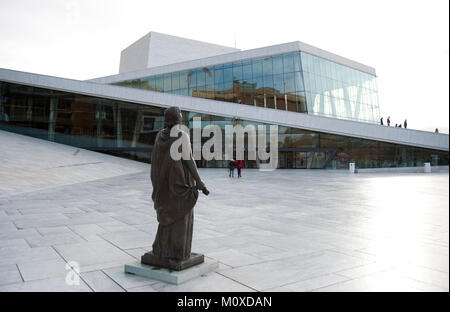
[0, 82, 164, 162]
[301, 52, 380, 123]
[113, 52, 308, 114]
[113, 51, 380, 123]
[1, 81, 447, 169]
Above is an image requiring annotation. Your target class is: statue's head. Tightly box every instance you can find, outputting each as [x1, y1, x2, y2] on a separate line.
[164, 106, 182, 129]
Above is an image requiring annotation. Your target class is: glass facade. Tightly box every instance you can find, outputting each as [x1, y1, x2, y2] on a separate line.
[114, 52, 308, 114]
[0, 81, 447, 169]
[113, 51, 380, 123]
[301, 52, 380, 123]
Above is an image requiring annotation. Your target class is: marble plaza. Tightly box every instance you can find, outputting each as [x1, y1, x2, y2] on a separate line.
[0, 130, 448, 292]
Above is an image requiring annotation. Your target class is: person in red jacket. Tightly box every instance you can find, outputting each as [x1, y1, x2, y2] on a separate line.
[235, 159, 243, 178]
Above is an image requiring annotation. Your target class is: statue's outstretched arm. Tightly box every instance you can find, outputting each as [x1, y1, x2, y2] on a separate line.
[182, 135, 209, 195]
[183, 156, 209, 195]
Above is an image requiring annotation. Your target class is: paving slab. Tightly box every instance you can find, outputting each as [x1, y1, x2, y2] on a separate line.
[53, 241, 135, 272]
[0, 129, 448, 292]
[99, 230, 154, 250]
[264, 273, 350, 292]
[0, 276, 92, 292]
[81, 270, 125, 292]
[0, 264, 23, 286]
[17, 258, 68, 281]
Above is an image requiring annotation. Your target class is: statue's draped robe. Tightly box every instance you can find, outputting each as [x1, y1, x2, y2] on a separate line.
[150, 127, 199, 261]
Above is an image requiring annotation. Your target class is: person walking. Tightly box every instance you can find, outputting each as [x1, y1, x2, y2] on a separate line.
[228, 159, 235, 178]
[404, 119, 407, 129]
[387, 116, 391, 127]
[380, 117, 384, 125]
[235, 159, 243, 178]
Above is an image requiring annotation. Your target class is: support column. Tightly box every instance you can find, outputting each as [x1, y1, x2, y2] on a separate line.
[113, 104, 123, 148]
[48, 97, 57, 141]
[131, 110, 143, 148]
[96, 103, 103, 147]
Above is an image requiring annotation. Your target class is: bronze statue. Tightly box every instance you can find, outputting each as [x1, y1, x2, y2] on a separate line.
[141, 107, 209, 271]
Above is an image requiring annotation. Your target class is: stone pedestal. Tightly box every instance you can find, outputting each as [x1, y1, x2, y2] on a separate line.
[141, 252, 204, 271]
[124, 258, 219, 285]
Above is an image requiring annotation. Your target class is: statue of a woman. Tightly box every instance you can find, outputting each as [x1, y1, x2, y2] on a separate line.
[141, 107, 209, 270]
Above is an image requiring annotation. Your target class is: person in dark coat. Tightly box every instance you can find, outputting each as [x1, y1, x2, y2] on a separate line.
[387, 116, 391, 126]
[235, 159, 243, 178]
[228, 159, 235, 177]
[146, 106, 209, 269]
[404, 119, 407, 129]
[380, 117, 384, 125]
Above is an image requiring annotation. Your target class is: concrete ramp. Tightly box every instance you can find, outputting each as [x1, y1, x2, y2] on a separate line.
[0, 130, 148, 197]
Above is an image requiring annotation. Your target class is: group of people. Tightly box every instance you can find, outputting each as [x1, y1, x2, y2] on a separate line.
[380, 116, 407, 129]
[228, 159, 243, 178]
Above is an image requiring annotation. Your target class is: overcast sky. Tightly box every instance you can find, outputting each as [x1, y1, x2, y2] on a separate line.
[0, 0, 448, 133]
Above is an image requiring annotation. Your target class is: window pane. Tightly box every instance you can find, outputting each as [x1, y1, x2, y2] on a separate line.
[294, 52, 302, 72]
[252, 59, 263, 78]
[276, 94, 286, 110]
[242, 61, 252, 81]
[163, 74, 172, 92]
[214, 66, 223, 84]
[284, 72, 295, 93]
[232, 62, 243, 81]
[272, 55, 283, 75]
[263, 57, 273, 76]
[283, 53, 295, 73]
[266, 94, 275, 109]
[179, 71, 188, 89]
[140, 77, 150, 90]
[223, 65, 233, 82]
[197, 69, 205, 87]
[254, 76, 263, 91]
[205, 67, 214, 85]
[295, 72, 304, 92]
[286, 93, 297, 112]
[273, 73, 284, 94]
[187, 71, 196, 89]
[263, 75, 273, 91]
[171, 72, 179, 90]
[155, 76, 163, 91]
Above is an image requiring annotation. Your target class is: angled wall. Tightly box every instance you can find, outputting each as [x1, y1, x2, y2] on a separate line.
[119, 32, 239, 74]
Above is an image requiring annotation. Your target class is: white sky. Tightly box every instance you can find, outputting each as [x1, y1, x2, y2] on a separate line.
[0, 0, 448, 133]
